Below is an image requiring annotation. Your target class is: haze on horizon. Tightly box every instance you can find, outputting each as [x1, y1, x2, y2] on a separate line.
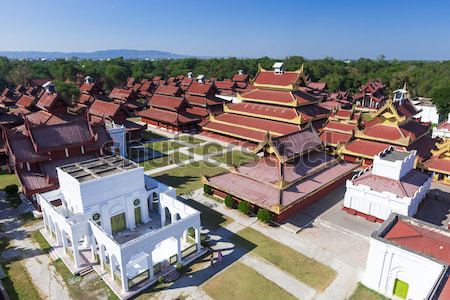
[1, 0, 449, 60]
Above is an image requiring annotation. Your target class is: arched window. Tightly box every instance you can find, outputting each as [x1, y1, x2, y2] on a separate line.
[92, 213, 101, 226]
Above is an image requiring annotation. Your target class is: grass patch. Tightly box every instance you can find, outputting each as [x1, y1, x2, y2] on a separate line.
[183, 198, 231, 230]
[362, 113, 374, 122]
[140, 152, 191, 171]
[145, 140, 184, 153]
[52, 259, 118, 300]
[203, 261, 296, 300]
[212, 150, 257, 167]
[30, 231, 51, 253]
[1, 261, 42, 300]
[231, 227, 336, 291]
[18, 212, 40, 227]
[177, 135, 205, 145]
[0, 171, 20, 190]
[153, 161, 226, 195]
[349, 283, 389, 300]
[188, 143, 224, 156]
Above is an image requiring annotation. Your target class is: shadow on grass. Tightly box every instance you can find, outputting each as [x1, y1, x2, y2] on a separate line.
[152, 174, 198, 193]
[181, 198, 229, 231]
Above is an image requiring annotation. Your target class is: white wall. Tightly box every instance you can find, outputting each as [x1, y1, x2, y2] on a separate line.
[363, 238, 444, 300]
[108, 125, 127, 157]
[372, 151, 416, 180]
[415, 105, 440, 124]
[343, 174, 431, 220]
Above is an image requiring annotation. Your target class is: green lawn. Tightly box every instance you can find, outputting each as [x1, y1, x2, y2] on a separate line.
[188, 143, 224, 156]
[203, 261, 297, 300]
[152, 161, 226, 195]
[30, 231, 51, 253]
[52, 259, 118, 300]
[231, 227, 336, 291]
[145, 140, 185, 153]
[1, 261, 42, 300]
[177, 135, 205, 145]
[349, 283, 389, 300]
[0, 171, 20, 190]
[212, 150, 257, 167]
[140, 152, 191, 171]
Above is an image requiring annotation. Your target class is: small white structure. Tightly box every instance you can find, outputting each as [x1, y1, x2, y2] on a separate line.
[432, 113, 450, 139]
[393, 84, 409, 103]
[343, 147, 432, 222]
[37, 155, 204, 298]
[363, 214, 450, 300]
[412, 97, 440, 124]
[273, 62, 284, 74]
[106, 121, 127, 157]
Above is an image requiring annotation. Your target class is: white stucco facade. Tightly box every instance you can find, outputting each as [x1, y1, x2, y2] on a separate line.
[343, 148, 432, 221]
[364, 235, 445, 299]
[363, 214, 449, 300]
[412, 97, 440, 124]
[37, 155, 203, 297]
[107, 122, 127, 157]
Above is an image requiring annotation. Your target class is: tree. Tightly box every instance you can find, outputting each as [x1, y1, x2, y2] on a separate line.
[432, 86, 450, 116]
[237, 201, 250, 215]
[224, 195, 233, 208]
[7, 62, 31, 85]
[104, 64, 129, 91]
[257, 208, 272, 223]
[54, 80, 80, 105]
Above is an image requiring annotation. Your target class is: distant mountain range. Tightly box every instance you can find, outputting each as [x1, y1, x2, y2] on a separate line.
[0, 49, 191, 60]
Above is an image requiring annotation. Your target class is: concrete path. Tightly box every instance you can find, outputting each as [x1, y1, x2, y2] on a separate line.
[240, 254, 315, 300]
[0, 197, 71, 300]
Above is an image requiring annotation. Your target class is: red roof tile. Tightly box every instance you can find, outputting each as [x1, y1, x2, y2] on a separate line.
[320, 131, 353, 145]
[346, 139, 392, 157]
[16, 95, 35, 108]
[227, 102, 298, 120]
[254, 70, 300, 87]
[138, 107, 199, 125]
[149, 94, 186, 111]
[186, 82, 213, 96]
[384, 219, 450, 264]
[154, 85, 181, 97]
[88, 100, 120, 118]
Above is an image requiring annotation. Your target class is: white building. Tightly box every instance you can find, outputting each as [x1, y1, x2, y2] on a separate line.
[363, 214, 450, 300]
[37, 155, 204, 298]
[432, 113, 450, 139]
[106, 121, 127, 157]
[343, 147, 432, 222]
[412, 97, 440, 124]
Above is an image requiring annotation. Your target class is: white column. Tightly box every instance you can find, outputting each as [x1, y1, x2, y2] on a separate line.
[120, 263, 129, 292]
[61, 231, 68, 254]
[55, 227, 62, 247]
[195, 227, 202, 253]
[147, 251, 154, 279]
[160, 206, 166, 227]
[110, 256, 115, 280]
[99, 245, 105, 271]
[90, 235, 97, 262]
[177, 236, 182, 263]
[72, 239, 81, 269]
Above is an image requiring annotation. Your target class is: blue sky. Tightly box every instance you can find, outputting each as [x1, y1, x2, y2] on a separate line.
[1, 0, 449, 59]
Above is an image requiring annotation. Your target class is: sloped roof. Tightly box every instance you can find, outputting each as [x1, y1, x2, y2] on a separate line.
[149, 94, 186, 111]
[253, 70, 300, 87]
[88, 100, 120, 118]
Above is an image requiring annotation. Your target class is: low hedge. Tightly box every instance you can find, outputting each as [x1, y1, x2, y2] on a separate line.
[257, 208, 272, 223]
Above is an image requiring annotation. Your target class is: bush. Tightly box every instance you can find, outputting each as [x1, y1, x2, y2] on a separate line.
[4, 184, 19, 196]
[203, 184, 212, 195]
[6, 194, 21, 208]
[224, 195, 233, 208]
[237, 201, 250, 215]
[257, 208, 272, 223]
[158, 275, 165, 283]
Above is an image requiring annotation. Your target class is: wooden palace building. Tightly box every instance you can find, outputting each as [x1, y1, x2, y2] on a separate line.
[337, 99, 434, 167]
[202, 63, 329, 144]
[203, 125, 358, 222]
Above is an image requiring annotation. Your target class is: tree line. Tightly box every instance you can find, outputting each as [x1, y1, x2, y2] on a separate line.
[0, 55, 449, 114]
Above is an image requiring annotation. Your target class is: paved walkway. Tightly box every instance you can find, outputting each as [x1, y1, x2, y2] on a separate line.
[0, 198, 71, 300]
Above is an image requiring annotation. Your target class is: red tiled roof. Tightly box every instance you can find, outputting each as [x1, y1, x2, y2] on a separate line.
[138, 107, 199, 125]
[213, 113, 301, 135]
[232, 73, 249, 82]
[149, 94, 185, 111]
[324, 121, 357, 132]
[185, 94, 223, 106]
[346, 139, 392, 157]
[352, 169, 429, 198]
[16, 95, 35, 108]
[185, 106, 209, 118]
[437, 121, 450, 131]
[180, 77, 193, 87]
[109, 88, 133, 101]
[88, 100, 120, 118]
[254, 70, 300, 87]
[241, 89, 318, 105]
[297, 104, 329, 121]
[271, 125, 322, 159]
[36, 92, 60, 110]
[154, 85, 181, 96]
[227, 102, 298, 120]
[320, 131, 352, 145]
[384, 219, 450, 264]
[77, 93, 95, 105]
[186, 82, 213, 96]
[202, 121, 266, 142]
[79, 82, 95, 94]
[215, 80, 236, 90]
[424, 157, 450, 173]
[395, 99, 419, 118]
[307, 82, 327, 91]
